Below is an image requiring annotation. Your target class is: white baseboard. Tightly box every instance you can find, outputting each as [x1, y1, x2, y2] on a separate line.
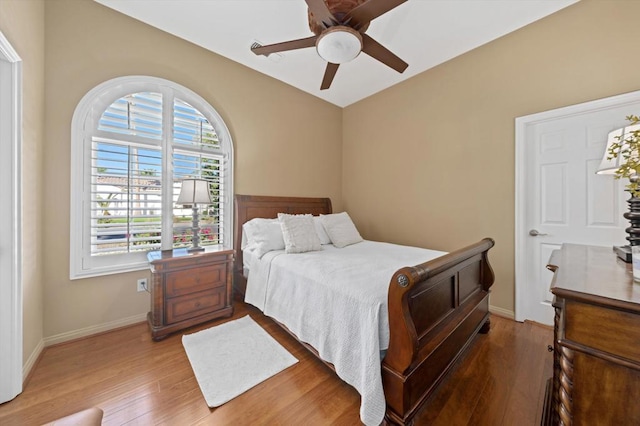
[23, 338, 44, 382]
[489, 305, 515, 320]
[43, 313, 147, 347]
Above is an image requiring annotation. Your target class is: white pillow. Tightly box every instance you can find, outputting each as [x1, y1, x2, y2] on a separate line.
[242, 218, 274, 248]
[320, 212, 363, 248]
[313, 216, 332, 245]
[278, 213, 322, 254]
[242, 218, 285, 258]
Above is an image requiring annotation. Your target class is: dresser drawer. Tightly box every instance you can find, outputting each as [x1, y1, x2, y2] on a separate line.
[565, 299, 640, 363]
[165, 263, 226, 298]
[165, 287, 226, 324]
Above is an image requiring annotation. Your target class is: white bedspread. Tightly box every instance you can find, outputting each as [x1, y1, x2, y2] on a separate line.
[244, 241, 446, 426]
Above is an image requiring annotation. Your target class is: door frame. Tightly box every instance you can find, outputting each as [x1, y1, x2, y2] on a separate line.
[0, 30, 23, 402]
[515, 90, 640, 322]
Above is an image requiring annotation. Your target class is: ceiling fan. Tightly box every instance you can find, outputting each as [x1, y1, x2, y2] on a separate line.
[251, 0, 408, 90]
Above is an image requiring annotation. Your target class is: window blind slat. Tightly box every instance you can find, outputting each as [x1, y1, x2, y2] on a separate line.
[173, 98, 220, 149]
[88, 91, 226, 257]
[91, 137, 163, 255]
[98, 92, 163, 140]
[172, 145, 224, 248]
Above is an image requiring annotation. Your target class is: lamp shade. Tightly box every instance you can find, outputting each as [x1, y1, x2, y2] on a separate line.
[176, 179, 212, 205]
[597, 128, 625, 175]
[316, 26, 362, 64]
[597, 124, 640, 175]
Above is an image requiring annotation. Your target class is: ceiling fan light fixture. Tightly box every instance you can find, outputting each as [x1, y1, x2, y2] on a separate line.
[316, 26, 362, 64]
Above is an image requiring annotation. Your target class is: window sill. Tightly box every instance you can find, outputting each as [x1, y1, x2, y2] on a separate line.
[69, 260, 149, 280]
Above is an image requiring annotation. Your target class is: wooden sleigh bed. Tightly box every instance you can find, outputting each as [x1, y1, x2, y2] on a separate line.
[233, 194, 495, 425]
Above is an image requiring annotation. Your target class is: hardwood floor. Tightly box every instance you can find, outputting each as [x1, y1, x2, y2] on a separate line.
[0, 298, 553, 425]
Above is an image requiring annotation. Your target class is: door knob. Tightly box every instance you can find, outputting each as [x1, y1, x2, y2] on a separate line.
[529, 229, 548, 237]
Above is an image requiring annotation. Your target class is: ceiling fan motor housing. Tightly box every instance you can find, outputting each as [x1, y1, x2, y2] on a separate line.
[308, 0, 369, 34]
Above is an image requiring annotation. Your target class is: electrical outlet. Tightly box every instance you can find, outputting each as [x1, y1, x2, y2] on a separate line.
[137, 278, 148, 292]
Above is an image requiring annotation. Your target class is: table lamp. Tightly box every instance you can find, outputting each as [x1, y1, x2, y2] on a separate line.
[176, 178, 212, 252]
[596, 124, 640, 262]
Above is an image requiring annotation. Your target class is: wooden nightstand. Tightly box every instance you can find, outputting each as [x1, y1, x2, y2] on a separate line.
[147, 246, 234, 340]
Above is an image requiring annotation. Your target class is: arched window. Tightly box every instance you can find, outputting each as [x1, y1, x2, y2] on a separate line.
[70, 77, 233, 279]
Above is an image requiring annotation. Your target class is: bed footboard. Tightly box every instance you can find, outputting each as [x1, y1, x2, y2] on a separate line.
[382, 238, 495, 425]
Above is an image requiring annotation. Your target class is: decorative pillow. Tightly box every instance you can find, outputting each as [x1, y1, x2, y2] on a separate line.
[278, 213, 322, 254]
[242, 218, 285, 258]
[320, 212, 363, 248]
[313, 216, 332, 245]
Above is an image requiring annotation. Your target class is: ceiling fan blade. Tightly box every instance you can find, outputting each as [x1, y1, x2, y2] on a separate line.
[305, 0, 338, 28]
[361, 33, 408, 73]
[320, 62, 340, 90]
[345, 0, 407, 29]
[251, 36, 318, 56]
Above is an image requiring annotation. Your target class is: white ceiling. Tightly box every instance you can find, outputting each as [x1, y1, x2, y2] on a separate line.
[95, 0, 578, 107]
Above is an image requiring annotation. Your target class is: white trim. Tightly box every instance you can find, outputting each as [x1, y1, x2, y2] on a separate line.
[70, 261, 150, 280]
[161, 89, 175, 244]
[22, 339, 44, 382]
[489, 305, 515, 320]
[70, 76, 234, 279]
[0, 30, 23, 403]
[43, 313, 148, 346]
[22, 313, 147, 380]
[515, 90, 640, 322]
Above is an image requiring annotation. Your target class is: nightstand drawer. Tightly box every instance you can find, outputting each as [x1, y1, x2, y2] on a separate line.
[165, 264, 226, 298]
[165, 288, 226, 324]
[147, 248, 234, 340]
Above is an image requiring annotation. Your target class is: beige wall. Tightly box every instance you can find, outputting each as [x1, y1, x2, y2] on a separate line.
[0, 0, 45, 365]
[7, 0, 637, 343]
[342, 0, 640, 314]
[42, 0, 342, 337]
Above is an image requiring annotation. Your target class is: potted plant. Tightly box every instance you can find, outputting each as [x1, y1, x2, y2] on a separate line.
[604, 114, 640, 278]
[607, 114, 640, 195]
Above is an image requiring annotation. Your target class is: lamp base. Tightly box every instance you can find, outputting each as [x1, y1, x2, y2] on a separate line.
[613, 245, 632, 263]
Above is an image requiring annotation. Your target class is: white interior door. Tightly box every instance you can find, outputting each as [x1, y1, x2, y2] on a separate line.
[515, 92, 640, 325]
[0, 31, 22, 404]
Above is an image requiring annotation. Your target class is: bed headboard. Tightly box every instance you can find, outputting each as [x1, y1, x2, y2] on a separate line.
[233, 194, 332, 294]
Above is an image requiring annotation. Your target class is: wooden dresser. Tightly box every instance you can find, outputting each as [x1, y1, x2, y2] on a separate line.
[543, 244, 640, 425]
[147, 246, 234, 340]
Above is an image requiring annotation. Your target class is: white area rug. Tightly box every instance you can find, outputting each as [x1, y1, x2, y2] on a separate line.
[182, 315, 298, 407]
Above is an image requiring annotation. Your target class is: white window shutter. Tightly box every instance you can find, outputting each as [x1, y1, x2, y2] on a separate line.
[70, 77, 234, 279]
